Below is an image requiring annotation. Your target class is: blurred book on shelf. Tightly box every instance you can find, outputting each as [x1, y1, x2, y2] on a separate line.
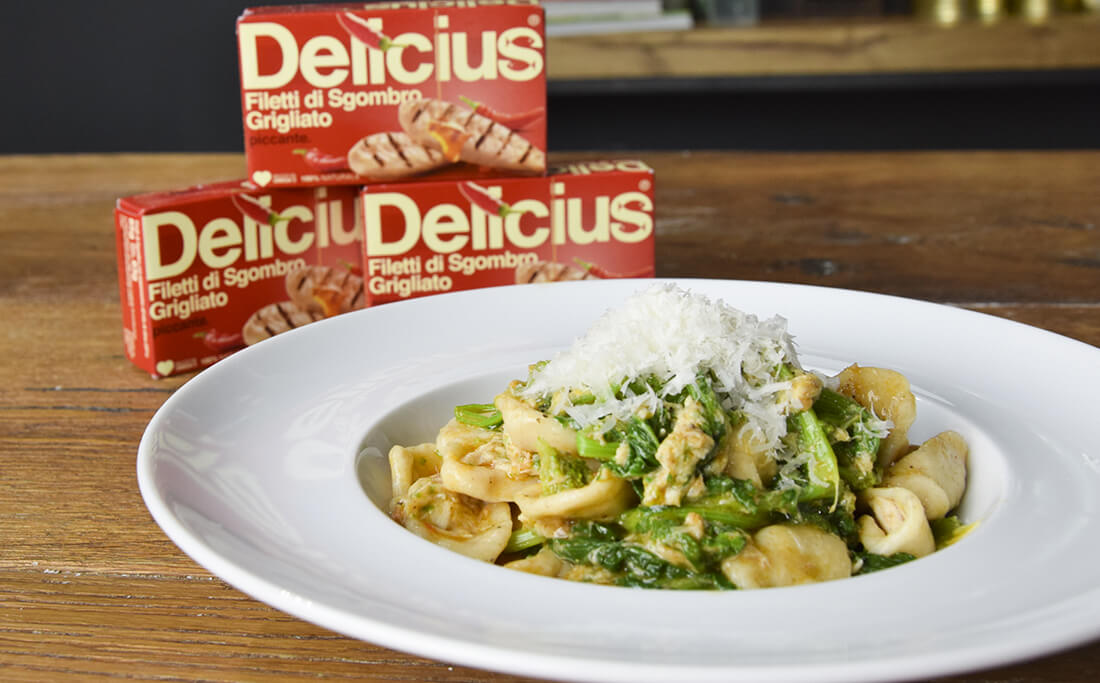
[542, 0, 666, 18]
[543, 0, 694, 35]
[690, 0, 910, 27]
[756, 1, 908, 17]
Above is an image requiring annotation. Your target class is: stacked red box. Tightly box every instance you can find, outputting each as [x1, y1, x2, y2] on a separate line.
[237, 1, 548, 188]
[115, 182, 362, 378]
[360, 159, 655, 305]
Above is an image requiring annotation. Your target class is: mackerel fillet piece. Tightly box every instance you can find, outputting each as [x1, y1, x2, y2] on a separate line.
[399, 98, 545, 174]
[285, 265, 365, 316]
[242, 301, 324, 346]
[347, 131, 449, 181]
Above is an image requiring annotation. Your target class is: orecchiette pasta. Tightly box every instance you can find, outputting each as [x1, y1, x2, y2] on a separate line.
[391, 473, 513, 562]
[435, 419, 541, 502]
[389, 443, 442, 501]
[504, 545, 566, 577]
[721, 420, 779, 488]
[882, 430, 968, 520]
[496, 391, 579, 455]
[514, 467, 636, 521]
[856, 486, 936, 558]
[721, 524, 852, 589]
[383, 286, 972, 589]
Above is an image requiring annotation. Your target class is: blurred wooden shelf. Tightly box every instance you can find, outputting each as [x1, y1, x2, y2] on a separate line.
[546, 14, 1100, 81]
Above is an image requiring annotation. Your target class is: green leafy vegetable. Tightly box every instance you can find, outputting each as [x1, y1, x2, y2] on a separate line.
[814, 388, 882, 490]
[787, 495, 859, 544]
[600, 417, 661, 478]
[855, 551, 916, 574]
[931, 515, 976, 548]
[536, 439, 591, 495]
[619, 506, 748, 573]
[548, 521, 732, 590]
[685, 373, 729, 442]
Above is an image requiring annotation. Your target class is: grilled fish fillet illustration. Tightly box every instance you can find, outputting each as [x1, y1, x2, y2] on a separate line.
[285, 265, 365, 317]
[515, 261, 598, 284]
[242, 301, 325, 346]
[347, 131, 449, 180]
[399, 98, 545, 174]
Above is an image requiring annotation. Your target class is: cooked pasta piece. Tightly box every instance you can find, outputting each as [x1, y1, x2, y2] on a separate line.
[496, 392, 579, 455]
[433, 418, 540, 502]
[857, 486, 936, 558]
[721, 420, 779, 488]
[388, 443, 441, 502]
[435, 418, 497, 461]
[392, 474, 513, 562]
[515, 468, 635, 521]
[441, 452, 541, 503]
[883, 430, 968, 520]
[504, 546, 566, 577]
[720, 524, 852, 589]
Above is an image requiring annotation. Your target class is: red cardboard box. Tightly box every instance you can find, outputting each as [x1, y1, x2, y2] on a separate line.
[360, 159, 655, 305]
[115, 181, 363, 378]
[237, 1, 547, 188]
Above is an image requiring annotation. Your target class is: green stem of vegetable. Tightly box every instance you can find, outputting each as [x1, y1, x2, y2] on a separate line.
[792, 408, 841, 502]
[576, 431, 620, 461]
[622, 503, 770, 530]
[505, 528, 545, 553]
[813, 387, 862, 430]
[813, 387, 882, 491]
[454, 403, 502, 428]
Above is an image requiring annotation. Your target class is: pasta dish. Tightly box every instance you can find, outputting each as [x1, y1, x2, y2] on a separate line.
[386, 284, 969, 589]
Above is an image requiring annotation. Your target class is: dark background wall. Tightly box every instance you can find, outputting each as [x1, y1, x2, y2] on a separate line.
[3, 1, 1098, 154]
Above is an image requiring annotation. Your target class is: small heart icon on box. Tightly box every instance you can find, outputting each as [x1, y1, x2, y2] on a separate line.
[252, 170, 273, 187]
[155, 359, 175, 376]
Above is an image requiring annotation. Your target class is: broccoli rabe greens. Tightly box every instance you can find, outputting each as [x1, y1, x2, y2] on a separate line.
[386, 286, 971, 589]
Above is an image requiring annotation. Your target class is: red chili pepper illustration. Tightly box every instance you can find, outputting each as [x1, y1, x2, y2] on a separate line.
[194, 329, 245, 352]
[294, 148, 348, 172]
[338, 259, 363, 277]
[574, 258, 656, 279]
[231, 193, 283, 226]
[458, 181, 524, 218]
[459, 96, 544, 131]
[337, 12, 406, 51]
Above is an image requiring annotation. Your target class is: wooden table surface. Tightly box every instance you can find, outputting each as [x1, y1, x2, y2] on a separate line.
[2, 151, 1098, 681]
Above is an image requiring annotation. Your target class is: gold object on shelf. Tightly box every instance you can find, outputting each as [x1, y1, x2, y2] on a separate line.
[1014, 0, 1054, 20]
[915, 0, 965, 24]
[972, 0, 1007, 21]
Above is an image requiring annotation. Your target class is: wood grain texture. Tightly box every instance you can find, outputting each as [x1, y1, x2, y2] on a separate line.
[1, 152, 1097, 681]
[547, 14, 1100, 80]
[650, 150, 1100, 303]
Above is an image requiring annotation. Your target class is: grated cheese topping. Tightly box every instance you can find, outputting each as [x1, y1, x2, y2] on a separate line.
[519, 284, 802, 449]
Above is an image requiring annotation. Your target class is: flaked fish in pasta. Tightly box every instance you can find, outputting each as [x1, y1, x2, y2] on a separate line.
[386, 285, 973, 589]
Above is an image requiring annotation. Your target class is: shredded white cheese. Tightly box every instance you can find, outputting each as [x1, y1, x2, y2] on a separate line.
[520, 284, 801, 450]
